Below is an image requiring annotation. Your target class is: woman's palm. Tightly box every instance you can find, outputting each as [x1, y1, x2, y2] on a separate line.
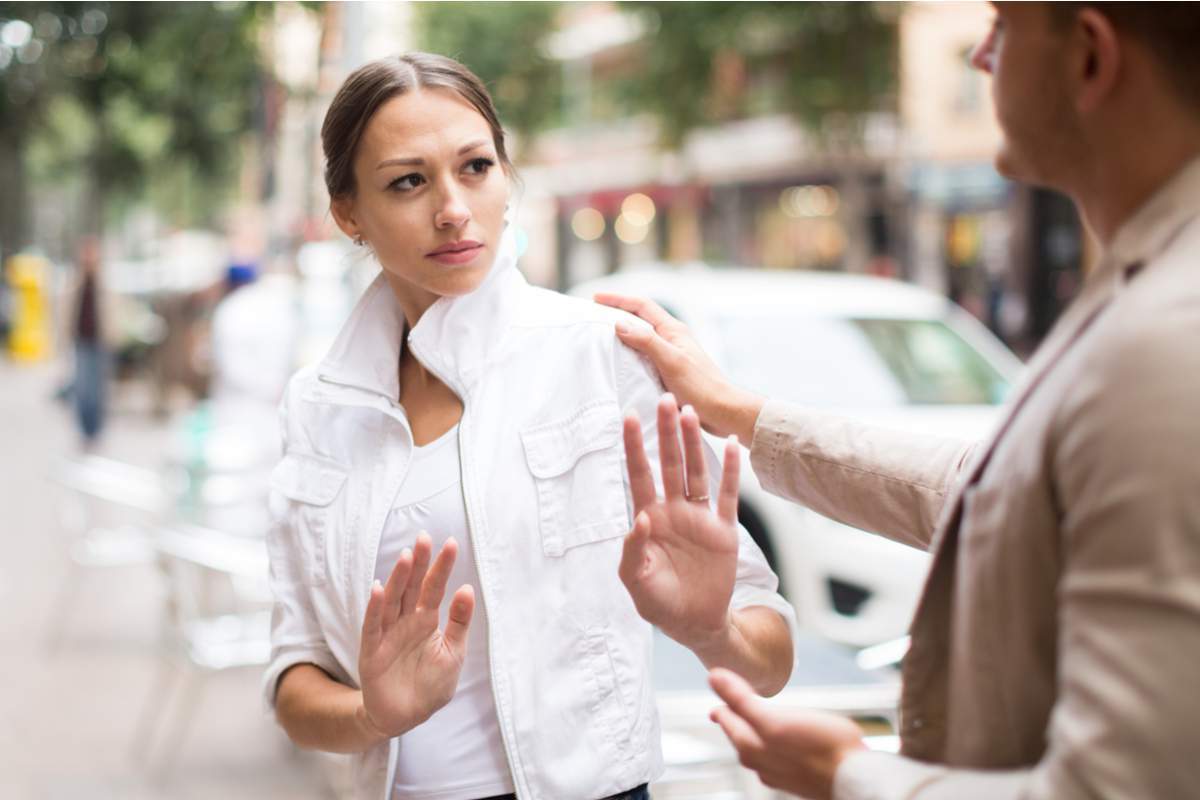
[358, 534, 475, 736]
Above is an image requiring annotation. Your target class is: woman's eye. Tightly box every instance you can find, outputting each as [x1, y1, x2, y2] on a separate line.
[389, 173, 424, 191]
[465, 157, 495, 175]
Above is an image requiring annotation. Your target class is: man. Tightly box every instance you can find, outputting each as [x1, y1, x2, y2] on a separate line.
[600, 3, 1200, 798]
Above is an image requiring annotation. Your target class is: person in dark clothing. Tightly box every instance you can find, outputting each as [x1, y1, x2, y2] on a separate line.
[72, 237, 108, 446]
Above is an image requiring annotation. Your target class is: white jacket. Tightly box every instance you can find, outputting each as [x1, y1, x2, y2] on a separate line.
[263, 230, 796, 799]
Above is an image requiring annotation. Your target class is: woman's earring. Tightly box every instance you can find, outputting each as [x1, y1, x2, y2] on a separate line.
[354, 234, 364, 247]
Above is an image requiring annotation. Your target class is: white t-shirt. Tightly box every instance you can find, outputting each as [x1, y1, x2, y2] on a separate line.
[374, 424, 515, 800]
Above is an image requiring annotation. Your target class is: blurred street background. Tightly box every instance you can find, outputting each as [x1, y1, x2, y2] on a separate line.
[0, 2, 1089, 798]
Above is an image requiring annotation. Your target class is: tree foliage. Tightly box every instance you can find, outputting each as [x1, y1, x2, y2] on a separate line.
[620, 1, 899, 146]
[0, 1, 269, 244]
[411, 2, 564, 144]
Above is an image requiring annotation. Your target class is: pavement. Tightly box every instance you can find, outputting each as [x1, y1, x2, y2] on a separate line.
[0, 359, 335, 800]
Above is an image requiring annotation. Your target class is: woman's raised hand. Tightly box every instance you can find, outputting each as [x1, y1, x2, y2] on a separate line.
[618, 394, 741, 650]
[357, 533, 474, 738]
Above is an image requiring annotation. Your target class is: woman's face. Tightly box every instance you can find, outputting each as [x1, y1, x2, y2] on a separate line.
[332, 88, 509, 309]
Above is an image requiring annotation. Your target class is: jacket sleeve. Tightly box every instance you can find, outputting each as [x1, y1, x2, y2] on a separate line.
[615, 337, 799, 636]
[260, 377, 348, 713]
[835, 317, 1200, 799]
[749, 400, 980, 551]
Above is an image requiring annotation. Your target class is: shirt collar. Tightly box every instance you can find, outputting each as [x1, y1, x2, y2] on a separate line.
[317, 224, 524, 398]
[1104, 154, 1200, 282]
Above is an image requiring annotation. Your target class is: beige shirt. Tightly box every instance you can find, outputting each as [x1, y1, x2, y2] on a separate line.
[749, 157, 1200, 800]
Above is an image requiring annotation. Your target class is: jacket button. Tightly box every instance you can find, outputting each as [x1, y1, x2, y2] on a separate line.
[909, 717, 925, 731]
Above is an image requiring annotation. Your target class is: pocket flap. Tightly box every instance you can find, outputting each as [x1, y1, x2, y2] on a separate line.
[269, 452, 348, 506]
[521, 401, 622, 478]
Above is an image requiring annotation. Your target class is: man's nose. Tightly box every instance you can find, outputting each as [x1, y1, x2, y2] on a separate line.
[968, 28, 996, 74]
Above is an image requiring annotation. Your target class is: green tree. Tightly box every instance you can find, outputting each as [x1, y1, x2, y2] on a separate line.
[412, 2, 564, 143]
[621, 1, 899, 146]
[0, 2, 270, 251]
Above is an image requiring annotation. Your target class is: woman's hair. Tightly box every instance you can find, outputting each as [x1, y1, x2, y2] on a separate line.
[320, 52, 513, 200]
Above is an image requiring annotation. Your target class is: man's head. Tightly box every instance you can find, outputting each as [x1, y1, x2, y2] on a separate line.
[971, 3, 1200, 203]
[77, 236, 101, 276]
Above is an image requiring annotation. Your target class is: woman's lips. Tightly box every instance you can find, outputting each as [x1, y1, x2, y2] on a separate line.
[427, 242, 484, 266]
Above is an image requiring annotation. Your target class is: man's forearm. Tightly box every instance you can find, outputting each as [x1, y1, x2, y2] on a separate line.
[274, 664, 390, 754]
[690, 606, 794, 696]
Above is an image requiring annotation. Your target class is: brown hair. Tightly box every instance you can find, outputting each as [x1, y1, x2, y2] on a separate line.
[320, 52, 513, 200]
[1047, 2, 1200, 113]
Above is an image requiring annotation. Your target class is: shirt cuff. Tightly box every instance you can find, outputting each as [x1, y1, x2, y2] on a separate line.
[834, 750, 949, 800]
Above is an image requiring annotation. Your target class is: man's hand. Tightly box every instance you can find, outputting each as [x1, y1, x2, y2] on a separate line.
[709, 668, 867, 800]
[620, 394, 741, 649]
[595, 292, 764, 442]
[357, 533, 474, 739]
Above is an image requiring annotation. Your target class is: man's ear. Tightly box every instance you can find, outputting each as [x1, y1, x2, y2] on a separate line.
[330, 194, 361, 242]
[1073, 7, 1121, 115]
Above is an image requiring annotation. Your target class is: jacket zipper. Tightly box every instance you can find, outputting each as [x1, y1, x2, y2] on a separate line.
[402, 341, 529, 799]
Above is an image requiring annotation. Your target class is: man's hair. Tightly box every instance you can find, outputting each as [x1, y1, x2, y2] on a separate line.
[1048, 3, 1200, 113]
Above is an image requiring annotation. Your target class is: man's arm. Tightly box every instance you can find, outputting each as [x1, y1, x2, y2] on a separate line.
[750, 401, 979, 551]
[712, 319, 1200, 800]
[597, 293, 979, 550]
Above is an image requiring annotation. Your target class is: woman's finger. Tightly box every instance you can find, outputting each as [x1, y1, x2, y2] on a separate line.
[716, 435, 741, 525]
[417, 537, 459, 612]
[623, 415, 658, 515]
[657, 394, 686, 500]
[680, 405, 710, 504]
[361, 579, 385, 652]
[400, 533, 433, 615]
[383, 548, 413, 625]
[443, 584, 475, 657]
[618, 510, 654, 589]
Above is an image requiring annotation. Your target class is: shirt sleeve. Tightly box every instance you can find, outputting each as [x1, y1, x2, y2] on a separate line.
[260, 377, 349, 713]
[749, 400, 979, 551]
[613, 333, 799, 637]
[836, 303, 1200, 799]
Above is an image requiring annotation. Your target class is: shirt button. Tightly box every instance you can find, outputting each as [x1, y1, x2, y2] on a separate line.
[909, 716, 925, 731]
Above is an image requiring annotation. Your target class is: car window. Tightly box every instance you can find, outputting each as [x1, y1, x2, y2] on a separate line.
[851, 318, 1009, 405]
[714, 315, 1009, 407]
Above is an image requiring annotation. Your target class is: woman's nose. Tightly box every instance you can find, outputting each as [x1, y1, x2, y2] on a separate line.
[434, 187, 471, 229]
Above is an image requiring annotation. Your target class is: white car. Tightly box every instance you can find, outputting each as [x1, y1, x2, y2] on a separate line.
[571, 265, 1023, 648]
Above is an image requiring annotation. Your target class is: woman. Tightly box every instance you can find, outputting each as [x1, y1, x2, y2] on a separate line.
[264, 52, 795, 800]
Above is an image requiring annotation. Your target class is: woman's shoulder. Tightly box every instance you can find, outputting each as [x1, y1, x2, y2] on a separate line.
[516, 282, 641, 332]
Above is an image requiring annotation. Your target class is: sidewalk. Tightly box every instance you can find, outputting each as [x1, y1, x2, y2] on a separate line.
[0, 359, 333, 799]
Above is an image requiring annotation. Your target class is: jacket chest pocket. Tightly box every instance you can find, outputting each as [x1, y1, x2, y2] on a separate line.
[269, 452, 349, 587]
[520, 401, 630, 557]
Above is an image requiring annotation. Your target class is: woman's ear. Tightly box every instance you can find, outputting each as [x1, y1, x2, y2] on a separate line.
[330, 194, 362, 243]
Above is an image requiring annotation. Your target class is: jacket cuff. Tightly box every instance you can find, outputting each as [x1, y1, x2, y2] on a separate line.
[261, 647, 348, 714]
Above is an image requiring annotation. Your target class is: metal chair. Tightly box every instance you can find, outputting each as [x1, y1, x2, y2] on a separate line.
[45, 454, 173, 652]
[130, 522, 271, 773]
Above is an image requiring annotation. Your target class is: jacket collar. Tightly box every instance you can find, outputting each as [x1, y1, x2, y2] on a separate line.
[316, 225, 524, 399]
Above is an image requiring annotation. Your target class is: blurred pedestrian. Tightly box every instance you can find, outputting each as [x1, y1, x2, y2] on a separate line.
[264, 52, 794, 800]
[599, 2, 1200, 798]
[70, 236, 110, 448]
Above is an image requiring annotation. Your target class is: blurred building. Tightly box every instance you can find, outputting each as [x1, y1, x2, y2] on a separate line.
[258, 1, 1086, 353]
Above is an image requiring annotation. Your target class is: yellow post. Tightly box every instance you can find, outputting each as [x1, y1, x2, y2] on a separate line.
[6, 254, 53, 362]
